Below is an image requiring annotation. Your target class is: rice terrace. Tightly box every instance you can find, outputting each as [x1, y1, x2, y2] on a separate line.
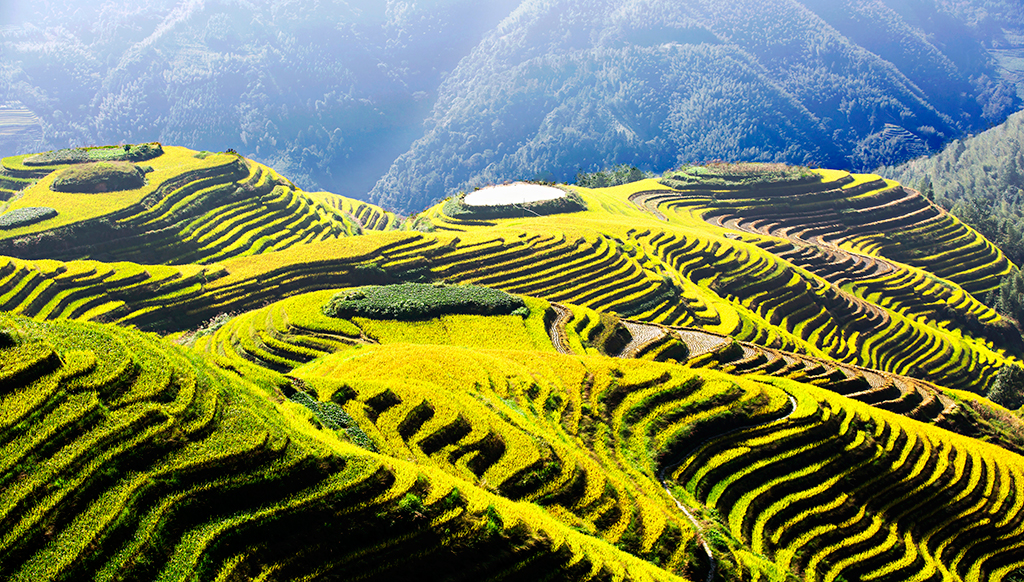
[4, 143, 1024, 582]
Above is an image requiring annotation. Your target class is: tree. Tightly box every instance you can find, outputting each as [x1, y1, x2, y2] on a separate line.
[916, 175, 933, 200]
[988, 364, 1024, 410]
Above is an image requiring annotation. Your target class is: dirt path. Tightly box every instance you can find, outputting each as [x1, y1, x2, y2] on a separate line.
[548, 303, 575, 355]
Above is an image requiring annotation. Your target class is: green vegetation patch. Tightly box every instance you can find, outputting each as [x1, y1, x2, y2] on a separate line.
[0, 206, 57, 229]
[50, 161, 146, 193]
[323, 283, 526, 320]
[24, 143, 163, 166]
[661, 162, 819, 189]
[576, 164, 654, 188]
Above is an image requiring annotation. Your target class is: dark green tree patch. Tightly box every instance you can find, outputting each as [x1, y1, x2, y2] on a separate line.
[322, 283, 525, 320]
[576, 165, 653, 188]
[661, 162, 819, 189]
[988, 365, 1024, 410]
[0, 207, 58, 229]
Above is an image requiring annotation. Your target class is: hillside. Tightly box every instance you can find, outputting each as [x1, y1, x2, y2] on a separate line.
[3, 0, 1024, 209]
[0, 0, 521, 198]
[881, 110, 1024, 267]
[2, 144, 1024, 580]
[369, 0, 1024, 211]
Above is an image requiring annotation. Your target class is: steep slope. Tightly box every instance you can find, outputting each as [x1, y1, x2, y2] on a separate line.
[370, 0, 1024, 212]
[3, 145, 1024, 581]
[6, 300, 1024, 580]
[180, 285, 1023, 451]
[0, 313, 690, 582]
[880, 109, 1024, 267]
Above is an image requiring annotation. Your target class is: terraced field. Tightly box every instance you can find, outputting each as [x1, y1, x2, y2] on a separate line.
[0, 147, 364, 265]
[0, 314, 696, 581]
[6, 308, 1024, 581]
[2, 147, 1024, 580]
[181, 289, 1024, 454]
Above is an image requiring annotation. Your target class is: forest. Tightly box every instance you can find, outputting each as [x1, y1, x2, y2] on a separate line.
[368, 0, 1024, 211]
[2, 0, 1023, 212]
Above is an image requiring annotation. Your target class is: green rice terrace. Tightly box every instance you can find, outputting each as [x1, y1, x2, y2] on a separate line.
[2, 147, 1024, 581]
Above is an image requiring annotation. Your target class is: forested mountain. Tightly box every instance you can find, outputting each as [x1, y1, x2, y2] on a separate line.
[371, 0, 1024, 211]
[0, 0, 520, 199]
[2, 0, 1023, 211]
[882, 110, 1024, 268]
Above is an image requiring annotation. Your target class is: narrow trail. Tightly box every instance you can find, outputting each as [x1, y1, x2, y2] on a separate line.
[627, 190, 672, 221]
[657, 392, 799, 582]
[617, 320, 667, 358]
[548, 303, 574, 355]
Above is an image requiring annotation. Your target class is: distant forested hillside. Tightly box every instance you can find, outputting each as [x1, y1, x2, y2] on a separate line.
[0, 0, 520, 198]
[882, 111, 1024, 267]
[371, 0, 1024, 211]
[2, 0, 1023, 211]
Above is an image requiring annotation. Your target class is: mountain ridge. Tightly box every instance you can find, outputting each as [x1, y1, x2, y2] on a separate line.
[4, 0, 1024, 211]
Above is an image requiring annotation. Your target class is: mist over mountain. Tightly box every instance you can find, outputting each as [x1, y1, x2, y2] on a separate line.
[370, 0, 1024, 211]
[2, 0, 1023, 212]
[0, 0, 519, 199]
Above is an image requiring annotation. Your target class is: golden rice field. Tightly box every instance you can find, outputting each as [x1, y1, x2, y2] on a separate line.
[1, 147, 1024, 580]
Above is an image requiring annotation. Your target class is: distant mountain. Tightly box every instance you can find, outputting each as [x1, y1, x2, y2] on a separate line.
[0, 0, 520, 198]
[881, 109, 1024, 267]
[370, 0, 1024, 211]
[2, 0, 1024, 212]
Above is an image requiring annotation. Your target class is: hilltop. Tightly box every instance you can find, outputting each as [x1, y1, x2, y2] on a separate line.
[1, 144, 1024, 581]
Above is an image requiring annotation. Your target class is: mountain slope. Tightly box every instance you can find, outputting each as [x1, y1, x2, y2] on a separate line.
[0, 146, 361, 265]
[3, 144, 1024, 580]
[5, 293, 1024, 580]
[3, 0, 1024, 209]
[0, 0, 520, 198]
[370, 0, 1024, 211]
[0, 314, 693, 582]
[880, 109, 1024, 266]
[0, 147, 1016, 395]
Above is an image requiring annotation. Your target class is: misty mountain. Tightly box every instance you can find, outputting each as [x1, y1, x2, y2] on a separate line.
[2, 0, 1023, 212]
[370, 0, 1024, 211]
[0, 0, 519, 199]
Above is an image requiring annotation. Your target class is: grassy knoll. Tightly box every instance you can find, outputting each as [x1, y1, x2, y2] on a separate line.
[50, 161, 147, 193]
